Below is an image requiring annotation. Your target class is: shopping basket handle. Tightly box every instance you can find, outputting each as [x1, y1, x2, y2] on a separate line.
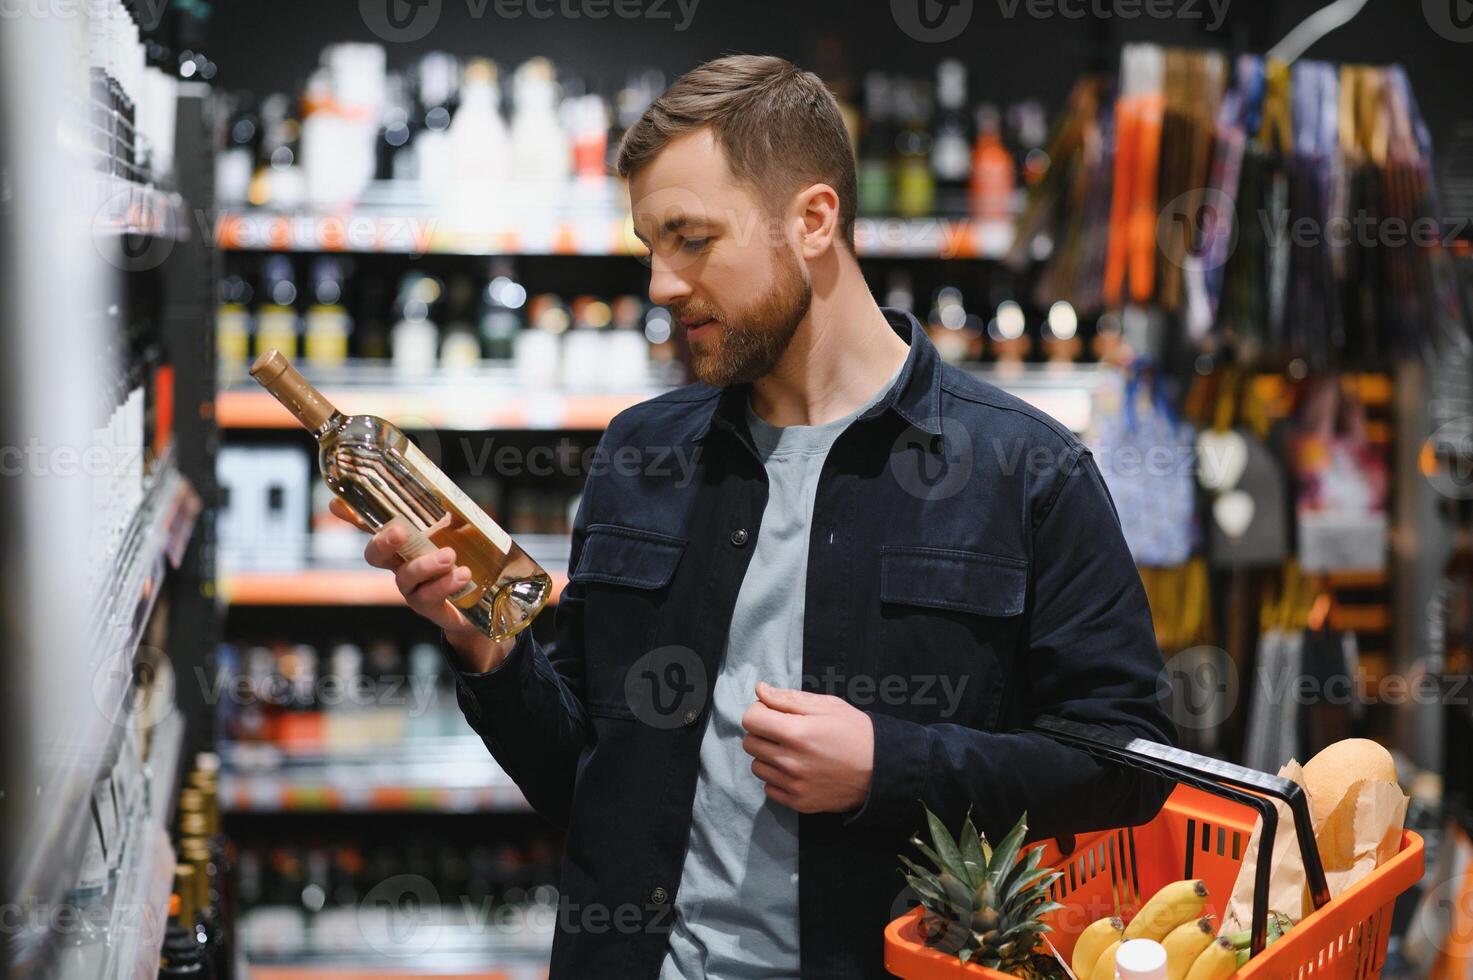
[1035, 716, 1330, 955]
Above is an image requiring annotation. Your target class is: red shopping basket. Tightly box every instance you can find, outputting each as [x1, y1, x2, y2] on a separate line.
[884, 717, 1424, 979]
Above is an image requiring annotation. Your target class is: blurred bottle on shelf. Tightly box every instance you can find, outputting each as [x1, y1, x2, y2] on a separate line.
[987, 298, 1033, 367]
[517, 294, 569, 388]
[970, 104, 1015, 222]
[609, 294, 652, 386]
[255, 256, 301, 359]
[250, 93, 304, 209]
[376, 73, 413, 181]
[569, 92, 609, 180]
[182, 754, 234, 979]
[926, 287, 982, 363]
[178, 817, 225, 976]
[218, 96, 260, 207]
[303, 257, 351, 369]
[931, 61, 972, 217]
[441, 275, 483, 371]
[411, 52, 460, 190]
[1042, 300, 1083, 365]
[562, 295, 612, 389]
[511, 58, 571, 194]
[478, 260, 526, 362]
[449, 58, 511, 199]
[391, 271, 443, 377]
[606, 68, 665, 176]
[857, 73, 896, 216]
[301, 44, 385, 209]
[158, 877, 210, 978]
[407, 641, 452, 738]
[892, 79, 934, 219]
[1008, 99, 1050, 188]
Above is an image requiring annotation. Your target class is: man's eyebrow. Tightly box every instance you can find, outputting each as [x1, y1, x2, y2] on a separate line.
[632, 213, 710, 247]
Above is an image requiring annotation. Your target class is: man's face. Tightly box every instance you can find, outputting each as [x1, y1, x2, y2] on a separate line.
[629, 129, 811, 388]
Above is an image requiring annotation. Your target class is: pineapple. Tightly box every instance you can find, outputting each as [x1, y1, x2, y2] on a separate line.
[899, 806, 1066, 978]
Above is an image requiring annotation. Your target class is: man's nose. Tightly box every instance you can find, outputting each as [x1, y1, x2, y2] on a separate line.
[647, 254, 692, 307]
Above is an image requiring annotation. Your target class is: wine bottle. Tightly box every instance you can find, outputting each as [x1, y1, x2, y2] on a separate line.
[249, 351, 552, 640]
[857, 72, 896, 216]
[303, 258, 351, 369]
[969, 104, 1015, 222]
[931, 60, 972, 217]
[158, 869, 208, 978]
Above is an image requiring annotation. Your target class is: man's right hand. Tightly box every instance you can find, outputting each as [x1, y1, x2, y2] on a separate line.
[328, 497, 518, 673]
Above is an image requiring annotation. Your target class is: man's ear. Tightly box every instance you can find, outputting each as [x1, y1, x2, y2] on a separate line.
[792, 182, 841, 258]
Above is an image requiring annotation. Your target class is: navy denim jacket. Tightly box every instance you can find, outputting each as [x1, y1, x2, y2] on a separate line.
[446, 309, 1175, 979]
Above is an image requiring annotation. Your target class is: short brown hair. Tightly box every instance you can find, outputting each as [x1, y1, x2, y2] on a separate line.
[616, 55, 858, 251]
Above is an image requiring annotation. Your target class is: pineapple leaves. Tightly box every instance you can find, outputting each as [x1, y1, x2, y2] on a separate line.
[907, 836, 950, 879]
[957, 809, 988, 891]
[902, 806, 1064, 977]
[985, 812, 1030, 891]
[924, 807, 968, 883]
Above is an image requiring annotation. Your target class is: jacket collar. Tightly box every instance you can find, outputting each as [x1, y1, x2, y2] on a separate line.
[694, 307, 944, 442]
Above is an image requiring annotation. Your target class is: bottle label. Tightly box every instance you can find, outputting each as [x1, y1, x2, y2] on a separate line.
[305, 309, 350, 366]
[218, 308, 251, 365]
[400, 441, 513, 554]
[256, 308, 299, 356]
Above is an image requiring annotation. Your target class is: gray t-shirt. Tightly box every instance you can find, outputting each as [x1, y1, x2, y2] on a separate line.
[659, 368, 900, 980]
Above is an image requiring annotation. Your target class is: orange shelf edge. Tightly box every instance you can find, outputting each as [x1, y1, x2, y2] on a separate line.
[221, 568, 568, 608]
[217, 389, 646, 430]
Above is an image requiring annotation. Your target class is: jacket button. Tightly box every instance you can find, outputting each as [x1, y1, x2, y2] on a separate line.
[651, 886, 669, 904]
[684, 708, 699, 726]
[729, 528, 749, 547]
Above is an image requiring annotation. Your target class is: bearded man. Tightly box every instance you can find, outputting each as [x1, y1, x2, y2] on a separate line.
[335, 54, 1175, 980]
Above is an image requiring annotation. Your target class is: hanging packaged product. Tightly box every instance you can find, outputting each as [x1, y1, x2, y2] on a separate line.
[1289, 377, 1389, 571]
[1093, 362, 1198, 567]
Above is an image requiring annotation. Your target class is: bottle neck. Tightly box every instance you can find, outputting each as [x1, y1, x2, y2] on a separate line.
[250, 350, 342, 435]
[314, 410, 345, 440]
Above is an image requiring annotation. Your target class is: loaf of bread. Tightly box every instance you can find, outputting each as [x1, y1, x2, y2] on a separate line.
[1301, 738, 1398, 827]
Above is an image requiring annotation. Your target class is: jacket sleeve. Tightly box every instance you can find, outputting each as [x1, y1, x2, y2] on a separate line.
[439, 476, 598, 831]
[845, 445, 1177, 843]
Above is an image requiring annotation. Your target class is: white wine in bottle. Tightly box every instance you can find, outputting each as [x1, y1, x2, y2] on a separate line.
[250, 349, 552, 639]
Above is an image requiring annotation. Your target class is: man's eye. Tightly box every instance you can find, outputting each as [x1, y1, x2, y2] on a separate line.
[681, 237, 710, 253]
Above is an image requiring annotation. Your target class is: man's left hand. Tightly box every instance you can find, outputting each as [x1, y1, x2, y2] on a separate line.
[741, 681, 874, 814]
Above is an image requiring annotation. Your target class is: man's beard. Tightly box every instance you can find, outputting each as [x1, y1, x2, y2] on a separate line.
[679, 248, 811, 388]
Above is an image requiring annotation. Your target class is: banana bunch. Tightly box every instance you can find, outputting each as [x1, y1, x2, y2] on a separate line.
[1069, 882, 1295, 980]
[1071, 880, 1211, 980]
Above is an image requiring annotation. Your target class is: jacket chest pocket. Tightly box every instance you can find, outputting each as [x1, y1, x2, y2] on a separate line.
[876, 545, 1029, 728]
[571, 523, 687, 720]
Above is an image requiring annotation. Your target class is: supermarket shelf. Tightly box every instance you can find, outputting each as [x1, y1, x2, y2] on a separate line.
[239, 904, 552, 976]
[89, 464, 202, 727]
[217, 386, 668, 431]
[970, 363, 1106, 433]
[220, 735, 529, 813]
[51, 710, 185, 980]
[215, 207, 1013, 259]
[92, 174, 190, 240]
[221, 567, 568, 607]
[218, 363, 1102, 433]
